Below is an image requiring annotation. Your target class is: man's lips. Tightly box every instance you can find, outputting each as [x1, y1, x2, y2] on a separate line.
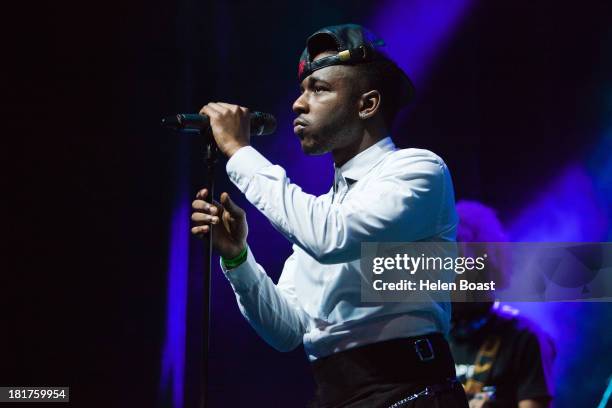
[293, 118, 309, 127]
[293, 118, 309, 135]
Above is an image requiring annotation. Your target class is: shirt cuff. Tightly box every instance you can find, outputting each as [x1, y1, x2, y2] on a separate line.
[226, 146, 272, 192]
[220, 245, 263, 292]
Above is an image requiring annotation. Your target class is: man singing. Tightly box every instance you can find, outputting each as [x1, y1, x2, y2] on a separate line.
[191, 24, 468, 407]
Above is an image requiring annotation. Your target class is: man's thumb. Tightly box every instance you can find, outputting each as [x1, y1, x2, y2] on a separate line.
[221, 192, 241, 215]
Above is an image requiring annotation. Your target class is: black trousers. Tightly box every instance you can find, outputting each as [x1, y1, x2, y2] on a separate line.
[308, 334, 469, 408]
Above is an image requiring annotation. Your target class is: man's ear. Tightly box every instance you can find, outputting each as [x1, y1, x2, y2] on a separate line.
[358, 90, 382, 120]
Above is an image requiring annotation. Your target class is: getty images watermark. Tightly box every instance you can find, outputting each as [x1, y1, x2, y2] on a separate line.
[372, 252, 494, 292]
[360, 242, 612, 303]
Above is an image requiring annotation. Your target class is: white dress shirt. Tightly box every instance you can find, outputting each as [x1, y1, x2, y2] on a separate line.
[221, 136, 458, 361]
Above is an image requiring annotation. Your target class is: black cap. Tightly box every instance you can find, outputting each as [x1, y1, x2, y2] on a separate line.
[298, 23, 415, 105]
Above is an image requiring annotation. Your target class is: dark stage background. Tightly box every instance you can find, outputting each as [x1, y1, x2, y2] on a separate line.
[4, 0, 612, 407]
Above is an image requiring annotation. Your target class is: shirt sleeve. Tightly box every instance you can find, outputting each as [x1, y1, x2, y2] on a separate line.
[221, 245, 311, 352]
[226, 146, 454, 264]
[514, 330, 555, 402]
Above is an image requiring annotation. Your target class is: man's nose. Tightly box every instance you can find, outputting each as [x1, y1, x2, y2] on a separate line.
[292, 92, 308, 114]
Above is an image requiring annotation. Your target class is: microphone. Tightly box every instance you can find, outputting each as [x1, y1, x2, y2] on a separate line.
[161, 112, 277, 136]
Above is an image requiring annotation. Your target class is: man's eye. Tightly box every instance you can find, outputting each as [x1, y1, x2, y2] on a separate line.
[313, 86, 327, 93]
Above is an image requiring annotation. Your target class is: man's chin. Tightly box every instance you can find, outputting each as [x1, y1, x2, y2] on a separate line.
[299, 138, 328, 156]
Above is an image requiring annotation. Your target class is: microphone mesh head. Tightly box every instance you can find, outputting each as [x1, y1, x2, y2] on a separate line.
[252, 112, 277, 135]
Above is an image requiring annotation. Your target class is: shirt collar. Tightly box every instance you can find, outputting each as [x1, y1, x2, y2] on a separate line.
[334, 136, 396, 184]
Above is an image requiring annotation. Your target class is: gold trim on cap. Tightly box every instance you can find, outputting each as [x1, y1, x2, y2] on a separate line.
[338, 50, 351, 61]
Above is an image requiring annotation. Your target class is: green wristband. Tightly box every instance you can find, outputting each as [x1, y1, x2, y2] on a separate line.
[221, 246, 248, 269]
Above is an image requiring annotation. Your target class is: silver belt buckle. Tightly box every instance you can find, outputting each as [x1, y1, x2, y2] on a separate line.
[414, 338, 435, 362]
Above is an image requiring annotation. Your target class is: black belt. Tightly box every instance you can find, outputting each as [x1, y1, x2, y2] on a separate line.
[310, 333, 458, 408]
[386, 378, 462, 408]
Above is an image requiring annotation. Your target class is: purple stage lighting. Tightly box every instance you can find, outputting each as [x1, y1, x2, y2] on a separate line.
[160, 203, 189, 408]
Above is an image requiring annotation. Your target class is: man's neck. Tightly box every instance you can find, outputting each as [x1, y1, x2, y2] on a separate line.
[332, 127, 387, 168]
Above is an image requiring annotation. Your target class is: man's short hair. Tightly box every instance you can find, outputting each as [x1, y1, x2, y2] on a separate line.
[353, 58, 407, 129]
